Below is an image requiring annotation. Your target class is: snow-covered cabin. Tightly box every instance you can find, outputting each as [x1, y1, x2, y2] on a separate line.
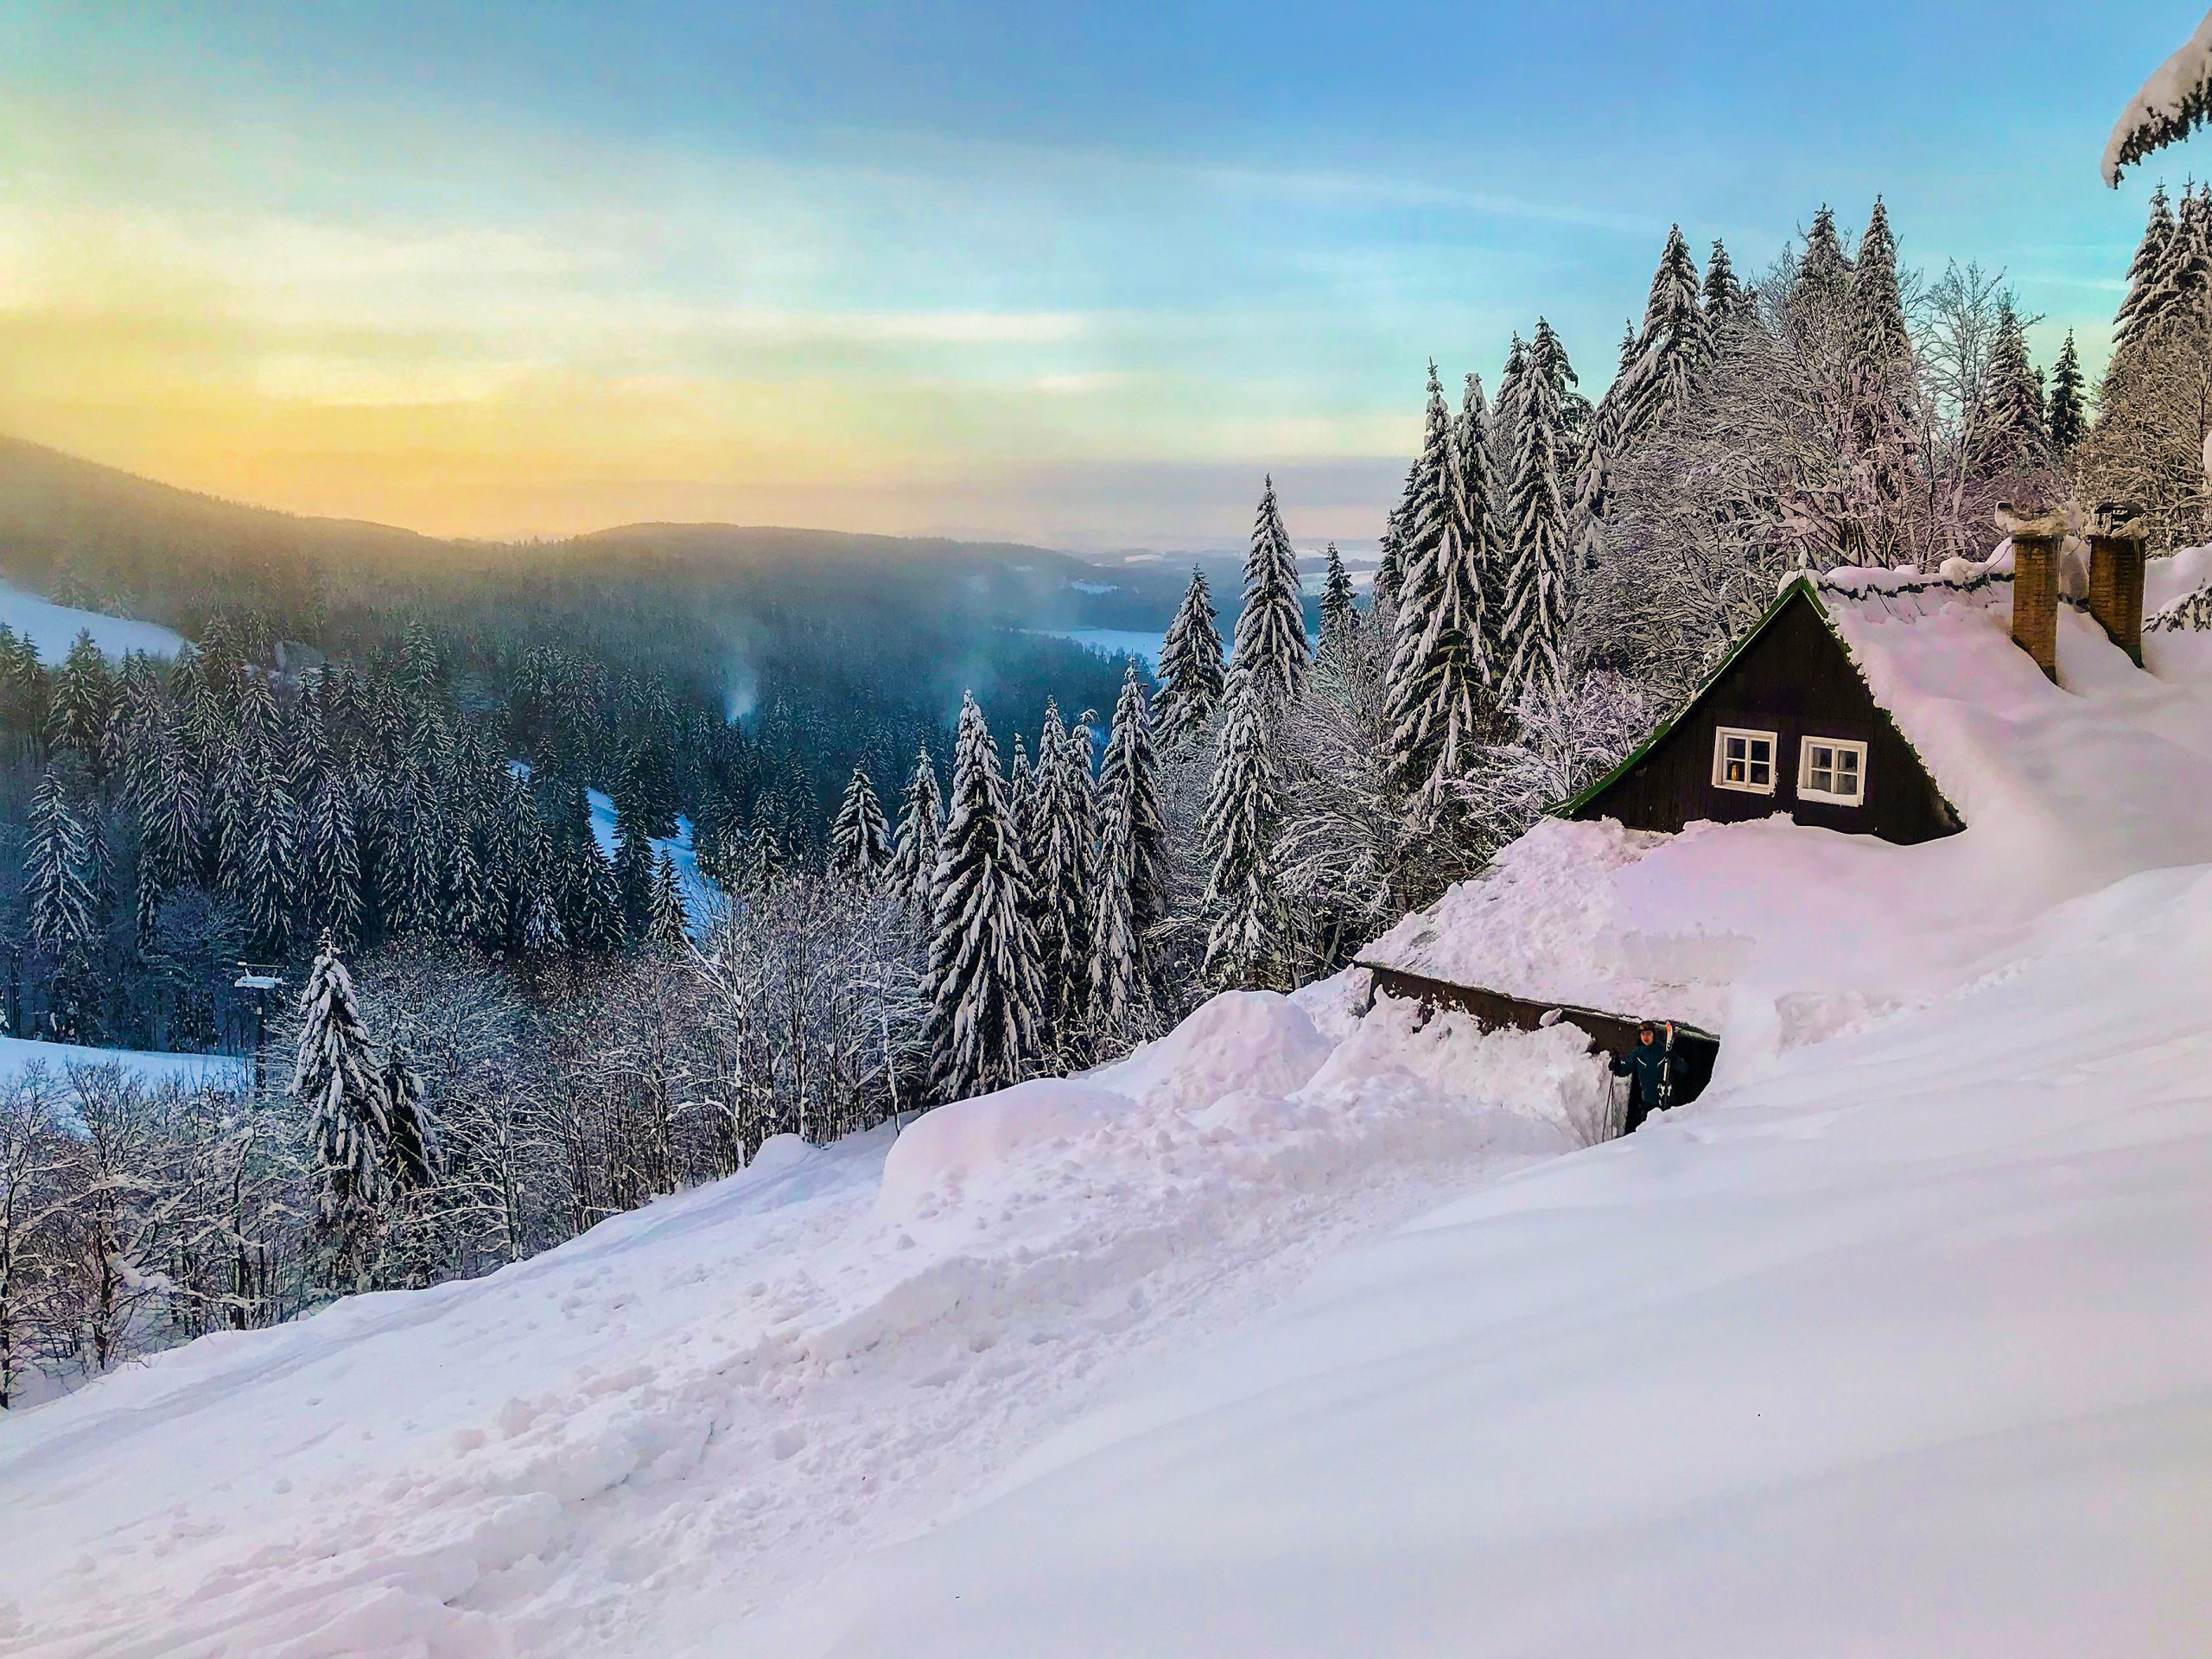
[1359, 539, 2212, 1110]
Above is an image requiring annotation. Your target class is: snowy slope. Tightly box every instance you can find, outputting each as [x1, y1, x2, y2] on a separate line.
[0, 988, 1605, 1657]
[0, 1033, 246, 1095]
[583, 788, 721, 935]
[0, 576, 186, 665]
[778, 862, 2212, 1658]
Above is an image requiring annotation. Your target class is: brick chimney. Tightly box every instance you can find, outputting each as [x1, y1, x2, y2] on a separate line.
[2009, 531, 2062, 682]
[2087, 529, 2147, 665]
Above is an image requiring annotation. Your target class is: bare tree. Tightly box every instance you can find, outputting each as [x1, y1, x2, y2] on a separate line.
[0, 1073, 68, 1408]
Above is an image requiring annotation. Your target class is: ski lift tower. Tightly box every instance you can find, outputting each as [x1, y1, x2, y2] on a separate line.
[234, 964, 286, 1090]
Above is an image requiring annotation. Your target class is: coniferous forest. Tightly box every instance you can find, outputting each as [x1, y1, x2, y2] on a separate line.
[3, 190, 2202, 1405]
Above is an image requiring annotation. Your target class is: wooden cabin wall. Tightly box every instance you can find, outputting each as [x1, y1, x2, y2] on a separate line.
[1571, 595, 1961, 846]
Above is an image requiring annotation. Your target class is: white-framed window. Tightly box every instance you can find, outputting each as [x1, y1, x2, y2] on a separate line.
[1798, 736, 1868, 806]
[1712, 726, 1778, 795]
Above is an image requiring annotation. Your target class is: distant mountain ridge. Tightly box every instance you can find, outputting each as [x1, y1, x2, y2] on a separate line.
[0, 434, 1197, 632]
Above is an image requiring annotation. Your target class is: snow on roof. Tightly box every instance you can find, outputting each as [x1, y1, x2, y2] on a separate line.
[1364, 555, 2212, 1070]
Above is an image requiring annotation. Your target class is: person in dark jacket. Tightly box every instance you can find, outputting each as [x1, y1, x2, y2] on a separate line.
[1610, 1021, 1674, 1133]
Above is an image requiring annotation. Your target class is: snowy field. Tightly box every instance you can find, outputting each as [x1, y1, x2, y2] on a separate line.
[0, 988, 1606, 1657]
[0, 1033, 246, 1096]
[0, 576, 186, 665]
[774, 861, 2212, 1657]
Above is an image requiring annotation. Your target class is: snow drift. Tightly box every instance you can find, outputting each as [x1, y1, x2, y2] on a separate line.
[776, 861, 2212, 1658]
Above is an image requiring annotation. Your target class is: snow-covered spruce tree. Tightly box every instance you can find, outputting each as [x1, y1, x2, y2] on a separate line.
[924, 695, 1046, 1103]
[2045, 331, 2088, 455]
[494, 776, 548, 950]
[563, 834, 624, 952]
[1007, 731, 1039, 878]
[301, 772, 364, 950]
[1371, 465, 1419, 619]
[1230, 477, 1309, 710]
[1154, 565, 1226, 748]
[522, 887, 566, 957]
[1387, 363, 1492, 809]
[1199, 665, 1284, 990]
[1030, 702, 1097, 1043]
[1701, 238, 1745, 330]
[445, 832, 493, 948]
[1796, 204, 1852, 318]
[1496, 319, 1577, 709]
[1571, 330, 1632, 575]
[27, 768, 97, 957]
[2171, 183, 2212, 313]
[886, 745, 944, 908]
[1847, 197, 1923, 553]
[392, 780, 444, 938]
[1969, 296, 2050, 481]
[612, 798, 656, 944]
[1090, 664, 1167, 1042]
[46, 632, 113, 773]
[207, 734, 254, 897]
[1851, 197, 1914, 376]
[647, 850, 690, 950]
[294, 938, 392, 1285]
[829, 763, 893, 884]
[1319, 543, 1358, 654]
[2113, 184, 2178, 359]
[240, 760, 299, 961]
[1455, 371, 1508, 665]
[1490, 332, 1529, 499]
[1616, 225, 1707, 445]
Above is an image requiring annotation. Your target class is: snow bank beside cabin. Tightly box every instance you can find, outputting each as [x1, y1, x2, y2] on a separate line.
[1368, 560, 2212, 1082]
[781, 858, 2212, 1659]
[0, 990, 1605, 1659]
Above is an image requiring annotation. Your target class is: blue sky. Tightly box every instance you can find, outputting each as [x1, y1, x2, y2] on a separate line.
[0, 2, 2196, 544]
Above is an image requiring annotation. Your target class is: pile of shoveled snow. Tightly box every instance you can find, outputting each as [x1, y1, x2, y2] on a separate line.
[0, 985, 1608, 1658]
[767, 859, 2212, 1659]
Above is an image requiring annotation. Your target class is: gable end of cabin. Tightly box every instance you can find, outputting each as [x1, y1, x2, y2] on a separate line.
[1564, 582, 1961, 846]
